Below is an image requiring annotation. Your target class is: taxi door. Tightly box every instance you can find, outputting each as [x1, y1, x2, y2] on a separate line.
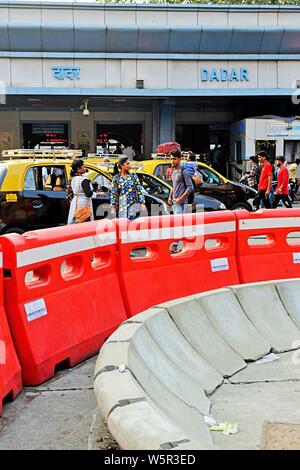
[23, 165, 69, 228]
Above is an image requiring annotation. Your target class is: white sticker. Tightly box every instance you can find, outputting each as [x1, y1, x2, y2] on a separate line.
[293, 253, 300, 264]
[211, 257, 229, 272]
[24, 298, 48, 322]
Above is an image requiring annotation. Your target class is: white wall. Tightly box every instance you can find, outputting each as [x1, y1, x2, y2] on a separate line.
[0, 58, 296, 91]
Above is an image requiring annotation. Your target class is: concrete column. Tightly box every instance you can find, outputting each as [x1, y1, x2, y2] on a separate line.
[276, 138, 284, 157]
[159, 99, 175, 144]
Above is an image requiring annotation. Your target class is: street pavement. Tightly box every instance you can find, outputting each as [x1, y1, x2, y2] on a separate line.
[0, 355, 118, 450]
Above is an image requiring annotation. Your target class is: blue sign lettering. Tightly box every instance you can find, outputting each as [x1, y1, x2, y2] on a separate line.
[221, 68, 229, 81]
[230, 68, 239, 81]
[52, 66, 80, 81]
[210, 68, 220, 81]
[200, 67, 249, 82]
[240, 68, 249, 81]
[201, 68, 209, 81]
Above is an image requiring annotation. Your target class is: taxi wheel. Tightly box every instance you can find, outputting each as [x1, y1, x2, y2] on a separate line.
[4, 227, 25, 235]
[231, 202, 252, 212]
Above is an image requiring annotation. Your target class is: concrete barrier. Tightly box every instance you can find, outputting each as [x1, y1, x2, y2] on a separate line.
[94, 280, 300, 450]
[163, 298, 246, 377]
[275, 279, 300, 331]
[143, 308, 223, 394]
[231, 282, 300, 353]
[197, 288, 271, 360]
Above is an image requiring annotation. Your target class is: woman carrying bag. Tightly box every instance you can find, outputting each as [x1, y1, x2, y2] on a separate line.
[67, 159, 104, 224]
[111, 157, 146, 220]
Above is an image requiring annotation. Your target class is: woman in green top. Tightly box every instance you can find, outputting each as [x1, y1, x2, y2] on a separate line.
[111, 157, 146, 220]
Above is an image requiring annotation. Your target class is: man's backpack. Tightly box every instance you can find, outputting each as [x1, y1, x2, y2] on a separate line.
[181, 168, 195, 204]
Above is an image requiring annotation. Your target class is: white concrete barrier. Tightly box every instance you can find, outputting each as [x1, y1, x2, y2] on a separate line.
[144, 308, 223, 394]
[164, 298, 246, 377]
[231, 282, 300, 353]
[197, 288, 271, 360]
[275, 279, 300, 330]
[94, 280, 300, 450]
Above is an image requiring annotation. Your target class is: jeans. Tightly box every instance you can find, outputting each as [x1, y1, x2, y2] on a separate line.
[257, 189, 271, 209]
[172, 203, 185, 215]
[271, 194, 292, 208]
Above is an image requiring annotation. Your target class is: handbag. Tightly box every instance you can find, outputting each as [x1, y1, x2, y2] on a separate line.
[73, 180, 92, 223]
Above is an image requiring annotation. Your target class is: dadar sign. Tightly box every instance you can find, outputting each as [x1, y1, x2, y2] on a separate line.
[201, 67, 249, 82]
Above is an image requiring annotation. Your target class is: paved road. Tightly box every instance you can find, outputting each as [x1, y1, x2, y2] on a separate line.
[0, 356, 118, 450]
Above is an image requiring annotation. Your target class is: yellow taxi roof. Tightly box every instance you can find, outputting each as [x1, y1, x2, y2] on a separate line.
[138, 159, 228, 183]
[0, 158, 108, 191]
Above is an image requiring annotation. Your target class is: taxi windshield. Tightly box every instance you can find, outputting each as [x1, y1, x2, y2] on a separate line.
[0, 165, 7, 189]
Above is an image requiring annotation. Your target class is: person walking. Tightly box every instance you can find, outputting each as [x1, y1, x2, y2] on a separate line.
[288, 158, 300, 200]
[247, 156, 259, 190]
[271, 156, 292, 208]
[168, 149, 194, 214]
[111, 157, 146, 220]
[67, 159, 103, 224]
[212, 145, 221, 172]
[256, 151, 272, 209]
[122, 144, 135, 161]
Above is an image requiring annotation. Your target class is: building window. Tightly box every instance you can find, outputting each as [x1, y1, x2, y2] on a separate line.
[255, 140, 276, 162]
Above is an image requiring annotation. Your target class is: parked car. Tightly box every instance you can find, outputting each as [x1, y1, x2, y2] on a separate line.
[137, 159, 257, 211]
[133, 171, 226, 212]
[0, 158, 168, 234]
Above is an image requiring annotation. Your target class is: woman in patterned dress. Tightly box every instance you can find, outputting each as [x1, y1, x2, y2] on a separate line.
[111, 157, 146, 220]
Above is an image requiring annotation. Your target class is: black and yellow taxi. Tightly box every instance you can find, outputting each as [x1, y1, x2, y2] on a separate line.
[85, 154, 257, 211]
[0, 154, 167, 234]
[138, 158, 257, 211]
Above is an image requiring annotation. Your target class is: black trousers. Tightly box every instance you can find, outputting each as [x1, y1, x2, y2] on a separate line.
[271, 193, 292, 208]
[257, 189, 271, 209]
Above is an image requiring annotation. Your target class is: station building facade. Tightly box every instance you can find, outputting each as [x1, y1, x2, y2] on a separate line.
[0, 1, 300, 172]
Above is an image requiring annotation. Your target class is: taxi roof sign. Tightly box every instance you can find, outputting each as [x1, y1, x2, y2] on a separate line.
[1, 149, 83, 160]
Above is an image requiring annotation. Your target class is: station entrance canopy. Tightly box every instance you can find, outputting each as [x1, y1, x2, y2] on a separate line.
[0, 2, 300, 97]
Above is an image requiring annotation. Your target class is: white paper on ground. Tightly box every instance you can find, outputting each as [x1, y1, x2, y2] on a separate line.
[255, 353, 279, 365]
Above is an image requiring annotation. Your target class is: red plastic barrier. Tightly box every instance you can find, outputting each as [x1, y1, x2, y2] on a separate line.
[1, 220, 126, 385]
[235, 208, 300, 284]
[0, 249, 22, 415]
[116, 211, 239, 317]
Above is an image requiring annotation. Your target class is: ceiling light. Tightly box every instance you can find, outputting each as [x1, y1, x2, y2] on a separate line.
[81, 99, 90, 117]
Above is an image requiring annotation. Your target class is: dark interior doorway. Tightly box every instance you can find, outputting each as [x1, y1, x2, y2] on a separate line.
[23, 123, 69, 149]
[176, 124, 210, 154]
[96, 123, 143, 157]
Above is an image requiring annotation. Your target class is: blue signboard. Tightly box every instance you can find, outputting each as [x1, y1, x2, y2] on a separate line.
[201, 67, 249, 82]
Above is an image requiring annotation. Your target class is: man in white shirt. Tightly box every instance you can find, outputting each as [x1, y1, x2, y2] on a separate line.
[123, 145, 135, 160]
